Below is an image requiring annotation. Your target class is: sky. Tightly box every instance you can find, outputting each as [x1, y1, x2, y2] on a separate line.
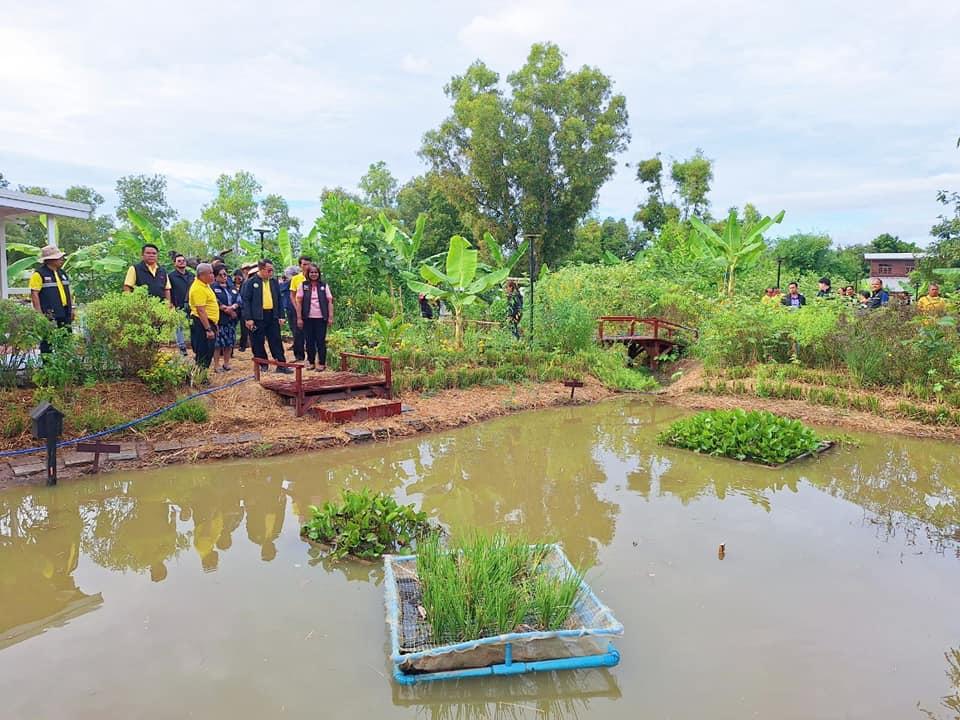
[1, 0, 958, 247]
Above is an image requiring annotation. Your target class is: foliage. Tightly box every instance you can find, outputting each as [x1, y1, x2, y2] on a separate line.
[359, 160, 399, 208]
[115, 174, 178, 229]
[420, 42, 630, 266]
[200, 171, 262, 254]
[301, 488, 432, 560]
[634, 149, 714, 233]
[530, 296, 596, 355]
[396, 172, 472, 260]
[32, 327, 121, 389]
[137, 354, 194, 395]
[146, 398, 210, 426]
[416, 532, 584, 642]
[369, 312, 412, 352]
[83, 288, 183, 377]
[583, 346, 659, 391]
[408, 235, 510, 348]
[0, 300, 50, 386]
[659, 409, 821, 465]
[690, 208, 785, 295]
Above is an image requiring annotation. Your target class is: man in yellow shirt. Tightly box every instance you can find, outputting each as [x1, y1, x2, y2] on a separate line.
[29, 244, 73, 354]
[288, 255, 313, 361]
[123, 244, 172, 303]
[917, 284, 947, 317]
[188, 263, 219, 369]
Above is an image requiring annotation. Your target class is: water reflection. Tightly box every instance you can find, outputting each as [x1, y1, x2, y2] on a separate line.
[920, 647, 960, 720]
[393, 669, 621, 720]
[1, 399, 959, 657]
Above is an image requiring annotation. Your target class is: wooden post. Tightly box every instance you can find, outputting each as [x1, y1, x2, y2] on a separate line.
[294, 364, 303, 417]
[384, 358, 393, 399]
[76, 442, 121, 473]
[45, 435, 57, 486]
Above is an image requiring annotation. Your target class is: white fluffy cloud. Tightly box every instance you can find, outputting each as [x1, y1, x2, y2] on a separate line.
[1, 0, 958, 245]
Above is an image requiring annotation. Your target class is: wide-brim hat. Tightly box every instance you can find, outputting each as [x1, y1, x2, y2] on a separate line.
[40, 244, 66, 261]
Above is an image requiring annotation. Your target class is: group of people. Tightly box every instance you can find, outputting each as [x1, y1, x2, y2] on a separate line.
[157, 251, 335, 373]
[27, 241, 335, 374]
[761, 277, 949, 314]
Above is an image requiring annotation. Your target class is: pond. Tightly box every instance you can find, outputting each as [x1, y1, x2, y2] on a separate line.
[1, 399, 958, 719]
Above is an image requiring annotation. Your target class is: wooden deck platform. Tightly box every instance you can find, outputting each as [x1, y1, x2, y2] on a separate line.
[254, 352, 393, 417]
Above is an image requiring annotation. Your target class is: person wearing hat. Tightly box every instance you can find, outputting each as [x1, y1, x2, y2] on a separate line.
[29, 244, 73, 354]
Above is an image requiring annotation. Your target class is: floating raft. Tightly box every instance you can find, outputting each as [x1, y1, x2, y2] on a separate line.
[383, 545, 623, 685]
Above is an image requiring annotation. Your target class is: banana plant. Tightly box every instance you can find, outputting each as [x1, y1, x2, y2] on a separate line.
[690, 209, 785, 296]
[479, 232, 529, 274]
[380, 213, 426, 316]
[407, 235, 510, 348]
[4, 240, 126, 288]
[369, 311, 412, 352]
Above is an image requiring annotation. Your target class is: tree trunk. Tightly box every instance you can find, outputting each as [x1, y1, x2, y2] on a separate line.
[454, 308, 464, 349]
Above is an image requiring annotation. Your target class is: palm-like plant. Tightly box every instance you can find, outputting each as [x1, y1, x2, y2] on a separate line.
[407, 235, 510, 348]
[690, 209, 785, 295]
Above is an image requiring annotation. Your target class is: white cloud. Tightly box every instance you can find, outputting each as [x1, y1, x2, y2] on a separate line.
[401, 53, 432, 75]
[1, 0, 958, 246]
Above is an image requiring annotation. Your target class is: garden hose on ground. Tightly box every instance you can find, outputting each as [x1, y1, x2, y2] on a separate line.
[0, 375, 254, 459]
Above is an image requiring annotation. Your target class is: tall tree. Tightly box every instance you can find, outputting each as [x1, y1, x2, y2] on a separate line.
[868, 232, 920, 254]
[671, 149, 713, 220]
[115, 174, 177, 229]
[396, 173, 472, 260]
[260, 193, 301, 240]
[421, 42, 630, 268]
[200, 171, 262, 254]
[359, 161, 399, 209]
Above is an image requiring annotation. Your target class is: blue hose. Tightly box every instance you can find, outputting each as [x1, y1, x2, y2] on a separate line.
[0, 375, 254, 459]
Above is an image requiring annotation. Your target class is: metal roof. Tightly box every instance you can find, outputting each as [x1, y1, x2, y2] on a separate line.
[863, 252, 924, 260]
[0, 189, 92, 220]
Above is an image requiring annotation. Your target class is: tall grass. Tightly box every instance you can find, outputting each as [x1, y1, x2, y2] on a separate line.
[416, 532, 583, 643]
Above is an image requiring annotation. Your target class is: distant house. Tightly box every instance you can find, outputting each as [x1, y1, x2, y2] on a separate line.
[863, 252, 923, 294]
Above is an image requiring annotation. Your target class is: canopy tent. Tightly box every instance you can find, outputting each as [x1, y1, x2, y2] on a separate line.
[0, 189, 93, 299]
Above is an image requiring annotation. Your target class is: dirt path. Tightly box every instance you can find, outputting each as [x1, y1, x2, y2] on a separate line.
[0, 351, 616, 490]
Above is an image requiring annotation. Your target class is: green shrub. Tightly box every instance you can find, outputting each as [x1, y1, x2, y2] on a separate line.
[0, 299, 51, 386]
[531, 297, 596, 354]
[581, 346, 658, 391]
[75, 398, 125, 433]
[138, 354, 193, 395]
[301, 488, 432, 560]
[32, 327, 122, 389]
[83, 288, 183, 377]
[658, 409, 821, 465]
[145, 398, 209, 426]
[696, 299, 793, 367]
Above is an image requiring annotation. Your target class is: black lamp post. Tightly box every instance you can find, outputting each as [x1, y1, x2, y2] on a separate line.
[254, 227, 269, 258]
[776, 257, 784, 290]
[524, 233, 541, 342]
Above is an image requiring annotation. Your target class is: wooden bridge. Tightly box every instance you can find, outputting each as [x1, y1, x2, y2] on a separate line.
[597, 316, 698, 368]
[255, 352, 399, 420]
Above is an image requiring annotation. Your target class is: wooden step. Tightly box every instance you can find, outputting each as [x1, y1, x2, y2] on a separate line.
[311, 399, 403, 424]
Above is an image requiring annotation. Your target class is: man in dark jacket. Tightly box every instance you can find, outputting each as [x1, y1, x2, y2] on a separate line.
[781, 282, 806, 308]
[29, 244, 73, 354]
[168, 253, 194, 356]
[240, 259, 291, 373]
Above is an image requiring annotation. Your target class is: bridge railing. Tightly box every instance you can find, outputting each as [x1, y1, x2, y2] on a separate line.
[597, 316, 698, 342]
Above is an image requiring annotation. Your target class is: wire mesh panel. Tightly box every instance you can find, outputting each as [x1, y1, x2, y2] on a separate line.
[384, 545, 623, 682]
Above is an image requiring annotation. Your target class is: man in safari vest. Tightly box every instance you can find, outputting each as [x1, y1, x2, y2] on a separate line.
[29, 244, 73, 354]
[123, 243, 171, 303]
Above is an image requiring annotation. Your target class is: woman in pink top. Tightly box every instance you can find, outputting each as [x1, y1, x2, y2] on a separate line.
[294, 264, 334, 370]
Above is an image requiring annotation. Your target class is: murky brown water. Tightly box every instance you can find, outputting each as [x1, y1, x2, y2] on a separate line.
[1, 399, 959, 719]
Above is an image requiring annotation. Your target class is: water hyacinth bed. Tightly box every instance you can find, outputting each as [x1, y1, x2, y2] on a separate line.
[384, 533, 623, 684]
[658, 408, 828, 466]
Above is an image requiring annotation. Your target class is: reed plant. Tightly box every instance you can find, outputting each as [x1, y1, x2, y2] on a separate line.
[415, 532, 583, 643]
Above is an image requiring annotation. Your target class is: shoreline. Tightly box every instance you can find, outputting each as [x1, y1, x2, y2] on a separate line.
[0, 374, 618, 491]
